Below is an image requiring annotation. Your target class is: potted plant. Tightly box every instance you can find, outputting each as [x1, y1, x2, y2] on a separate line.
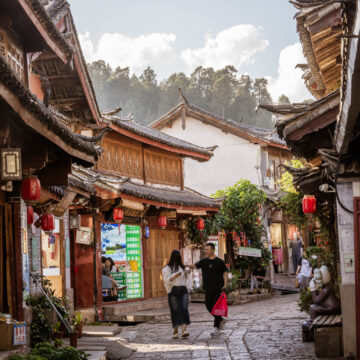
[69, 326, 78, 348]
[72, 312, 84, 338]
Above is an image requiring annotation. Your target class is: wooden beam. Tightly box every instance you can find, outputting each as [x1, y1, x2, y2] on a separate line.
[38, 158, 72, 186]
[0, 79, 95, 164]
[17, 0, 69, 64]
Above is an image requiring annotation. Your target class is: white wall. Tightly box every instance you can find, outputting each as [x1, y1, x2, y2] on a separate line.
[160, 116, 261, 196]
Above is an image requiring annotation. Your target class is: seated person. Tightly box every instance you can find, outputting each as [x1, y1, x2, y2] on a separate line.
[102, 256, 126, 297]
[249, 265, 266, 294]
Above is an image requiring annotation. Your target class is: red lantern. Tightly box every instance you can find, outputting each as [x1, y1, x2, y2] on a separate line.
[21, 176, 41, 204]
[196, 218, 205, 231]
[113, 207, 124, 223]
[158, 215, 167, 229]
[302, 196, 316, 214]
[27, 206, 34, 225]
[41, 214, 55, 233]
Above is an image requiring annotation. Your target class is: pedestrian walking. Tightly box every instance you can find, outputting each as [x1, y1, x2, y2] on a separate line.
[188, 242, 229, 336]
[289, 233, 303, 274]
[162, 250, 191, 339]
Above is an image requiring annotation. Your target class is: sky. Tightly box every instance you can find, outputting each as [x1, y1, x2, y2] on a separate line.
[69, 0, 311, 103]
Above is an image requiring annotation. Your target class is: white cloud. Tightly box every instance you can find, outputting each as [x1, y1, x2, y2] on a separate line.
[79, 31, 179, 80]
[181, 25, 269, 70]
[268, 43, 312, 103]
[79, 25, 269, 79]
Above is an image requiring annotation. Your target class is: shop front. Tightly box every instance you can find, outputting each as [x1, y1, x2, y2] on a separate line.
[101, 223, 143, 301]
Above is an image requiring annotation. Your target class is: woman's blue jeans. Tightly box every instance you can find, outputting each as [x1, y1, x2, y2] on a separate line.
[168, 286, 191, 328]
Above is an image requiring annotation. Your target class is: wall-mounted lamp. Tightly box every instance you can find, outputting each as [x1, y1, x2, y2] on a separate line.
[1, 148, 21, 181]
[319, 184, 336, 193]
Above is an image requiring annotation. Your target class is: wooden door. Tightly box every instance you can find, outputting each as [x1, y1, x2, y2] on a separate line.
[353, 197, 360, 356]
[147, 229, 180, 299]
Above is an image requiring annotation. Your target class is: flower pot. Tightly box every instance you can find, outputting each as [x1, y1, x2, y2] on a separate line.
[54, 331, 64, 340]
[75, 324, 83, 338]
[69, 331, 78, 348]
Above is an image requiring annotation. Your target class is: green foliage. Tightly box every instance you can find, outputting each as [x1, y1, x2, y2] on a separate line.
[8, 342, 88, 360]
[210, 180, 270, 269]
[26, 276, 70, 346]
[277, 160, 308, 229]
[298, 288, 312, 313]
[72, 312, 83, 326]
[87, 61, 275, 128]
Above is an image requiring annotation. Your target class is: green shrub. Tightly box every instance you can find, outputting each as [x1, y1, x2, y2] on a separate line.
[8, 342, 88, 360]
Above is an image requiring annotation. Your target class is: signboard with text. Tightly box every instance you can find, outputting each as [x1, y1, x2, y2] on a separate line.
[238, 247, 261, 257]
[101, 223, 143, 300]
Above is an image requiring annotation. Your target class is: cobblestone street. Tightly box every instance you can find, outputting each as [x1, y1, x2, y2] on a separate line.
[120, 294, 318, 360]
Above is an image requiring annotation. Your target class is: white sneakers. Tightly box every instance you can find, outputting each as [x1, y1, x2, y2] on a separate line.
[211, 318, 227, 336]
[210, 328, 221, 337]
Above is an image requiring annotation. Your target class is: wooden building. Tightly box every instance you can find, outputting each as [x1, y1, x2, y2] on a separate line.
[264, 0, 360, 356]
[0, 0, 100, 324]
[69, 113, 220, 319]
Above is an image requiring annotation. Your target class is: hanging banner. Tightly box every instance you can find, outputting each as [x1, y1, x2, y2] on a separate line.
[238, 246, 261, 257]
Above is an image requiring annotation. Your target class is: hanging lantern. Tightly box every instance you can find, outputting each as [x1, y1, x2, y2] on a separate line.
[158, 215, 167, 229]
[302, 195, 316, 214]
[144, 226, 150, 238]
[196, 218, 205, 231]
[41, 214, 55, 233]
[113, 207, 124, 223]
[21, 176, 41, 205]
[27, 206, 34, 225]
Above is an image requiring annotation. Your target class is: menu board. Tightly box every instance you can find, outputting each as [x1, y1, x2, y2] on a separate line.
[101, 223, 142, 300]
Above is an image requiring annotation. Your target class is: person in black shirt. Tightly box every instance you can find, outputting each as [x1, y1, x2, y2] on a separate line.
[188, 242, 228, 336]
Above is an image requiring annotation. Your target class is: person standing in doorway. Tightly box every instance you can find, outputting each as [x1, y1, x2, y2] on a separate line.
[188, 242, 228, 336]
[289, 233, 303, 274]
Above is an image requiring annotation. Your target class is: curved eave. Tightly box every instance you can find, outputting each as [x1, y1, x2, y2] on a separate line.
[18, 0, 71, 64]
[108, 123, 211, 161]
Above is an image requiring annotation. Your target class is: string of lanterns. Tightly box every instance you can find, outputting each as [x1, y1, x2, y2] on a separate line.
[21, 176, 55, 232]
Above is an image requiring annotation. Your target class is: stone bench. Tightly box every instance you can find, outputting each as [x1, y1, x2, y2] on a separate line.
[313, 314, 343, 358]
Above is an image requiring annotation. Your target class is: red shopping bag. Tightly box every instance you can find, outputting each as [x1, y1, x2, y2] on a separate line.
[211, 292, 228, 317]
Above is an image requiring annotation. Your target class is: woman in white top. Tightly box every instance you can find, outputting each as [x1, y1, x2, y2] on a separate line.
[296, 251, 313, 292]
[162, 250, 191, 339]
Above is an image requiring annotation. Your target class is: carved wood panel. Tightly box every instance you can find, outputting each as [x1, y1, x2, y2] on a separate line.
[144, 149, 181, 187]
[97, 138, 143, 179]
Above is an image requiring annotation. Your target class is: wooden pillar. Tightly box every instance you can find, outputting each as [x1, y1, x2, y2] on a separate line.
[13, 202, 24, 321]
[353, 197, 360, 356]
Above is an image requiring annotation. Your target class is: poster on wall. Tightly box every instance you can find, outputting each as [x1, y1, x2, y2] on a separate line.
[101, 223, 142, 300]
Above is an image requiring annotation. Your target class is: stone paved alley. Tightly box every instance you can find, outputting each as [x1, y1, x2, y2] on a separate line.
[120, 294, 319, 360]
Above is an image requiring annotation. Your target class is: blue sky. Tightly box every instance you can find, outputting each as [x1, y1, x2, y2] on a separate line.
[69, 0, 310, 102]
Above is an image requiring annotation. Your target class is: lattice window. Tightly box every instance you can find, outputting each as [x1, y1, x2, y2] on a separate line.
[98, 139, 143, 179]
[0, 29, 24, 80]
[144, 149, 181, 187]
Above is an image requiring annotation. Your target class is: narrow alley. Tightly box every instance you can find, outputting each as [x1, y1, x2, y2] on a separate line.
[120, 294, 317, 360]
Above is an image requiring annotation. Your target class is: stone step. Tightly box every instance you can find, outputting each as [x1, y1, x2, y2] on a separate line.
[64, 336, 134, 360]
[82, 325, 122, 337]
[86, 350, 107, 360]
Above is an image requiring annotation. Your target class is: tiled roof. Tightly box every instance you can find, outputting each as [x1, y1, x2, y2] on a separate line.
[106, 115, 215, 157]
[151, 91, 286, 147]
[26, 0, 72, 56]
[72, 166, 221, 209]
[0, 56, 101, 161]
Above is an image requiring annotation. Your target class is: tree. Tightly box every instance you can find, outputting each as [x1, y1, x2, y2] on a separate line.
[210, 180, 271, 269]
[277, 94, 291, 105]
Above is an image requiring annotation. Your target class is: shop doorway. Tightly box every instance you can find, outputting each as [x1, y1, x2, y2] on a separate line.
[41, 218, 65, 297]
[147, 229, 180, 299]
